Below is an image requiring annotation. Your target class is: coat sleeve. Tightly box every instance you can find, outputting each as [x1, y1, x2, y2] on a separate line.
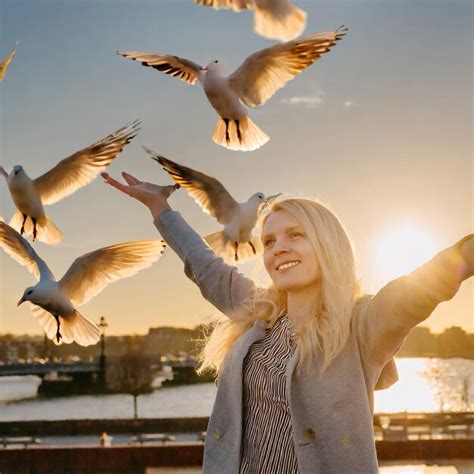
[154, 210, 256, 316]
[354, 235, 473, 389]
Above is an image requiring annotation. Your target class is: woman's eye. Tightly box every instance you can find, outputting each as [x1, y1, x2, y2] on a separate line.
[263, 238, 275, 247]
[290, 232, 302, 238]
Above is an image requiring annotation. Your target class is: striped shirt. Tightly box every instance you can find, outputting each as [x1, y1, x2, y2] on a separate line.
[240, 315, 299, 474]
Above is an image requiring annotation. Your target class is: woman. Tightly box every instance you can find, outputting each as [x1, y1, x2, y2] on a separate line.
[102, 171, 473, 474]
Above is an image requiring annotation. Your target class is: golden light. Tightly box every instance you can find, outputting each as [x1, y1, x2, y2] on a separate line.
[379, 466, 459, 473]
[374, 359, 437, 413]
[371, 222, 439, 286]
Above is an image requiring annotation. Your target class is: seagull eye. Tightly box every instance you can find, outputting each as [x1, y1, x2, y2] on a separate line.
[214, 60, 218, 64]
[27, 290, 33, 295]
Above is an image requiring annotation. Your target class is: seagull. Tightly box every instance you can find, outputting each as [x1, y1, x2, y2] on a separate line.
[145, 147, 280, 262]
[0, 120, 140, 245]
[193, 0, 307, 42]
[0, 41, 19, 82]
[0, 217, 166, 346]
[117, 27, 347, 152]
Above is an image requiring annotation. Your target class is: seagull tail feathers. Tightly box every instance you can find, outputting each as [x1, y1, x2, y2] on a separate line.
[253, 4, 307, 42]
[204, 232, 261, 263]
[63, 310, 101, 347]
[9, 211, 28, 234]
[212, 116, 269, 152]
[9, 212, 63, 245]
[32, 304, 100, 347]
[36, 215, 63, 245]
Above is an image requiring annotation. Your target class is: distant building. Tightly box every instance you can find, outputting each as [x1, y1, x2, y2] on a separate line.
[398, 326, 438, 357]
[145, 326, 202, 356]
[437, 326, 472, 358]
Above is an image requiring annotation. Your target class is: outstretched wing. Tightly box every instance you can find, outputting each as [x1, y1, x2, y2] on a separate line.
[117, 51, 202, 85]
[146, 148, 238, 225]
[193, 0, 252, 11]
[229, 28, 347, 108]
[59, 240, 166, 306]
[0, 41, 18, 82]
[0, 219, 54, 281]
[34, 120, 140, 205]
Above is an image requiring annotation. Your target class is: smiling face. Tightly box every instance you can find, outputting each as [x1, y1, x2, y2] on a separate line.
[262, 209, 321, 296]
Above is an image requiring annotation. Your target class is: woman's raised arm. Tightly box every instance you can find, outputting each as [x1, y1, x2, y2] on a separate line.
[355, 234, 473, 377]
[102, 172, 256, 316]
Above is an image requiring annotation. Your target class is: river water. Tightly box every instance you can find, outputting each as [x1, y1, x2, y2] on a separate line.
[0, 358, 472, 421]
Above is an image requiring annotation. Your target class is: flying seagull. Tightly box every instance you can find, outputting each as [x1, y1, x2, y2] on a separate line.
[117, 27, 346, 152]
[0, 40, 19, 82]
[0, 120, 140, 245]
[145, 147, 280, 262]
[0, 217, 166, 346]
[193, 0, 307, 42]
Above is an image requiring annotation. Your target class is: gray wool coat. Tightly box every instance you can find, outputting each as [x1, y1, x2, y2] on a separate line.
[155, 211, 468, 474]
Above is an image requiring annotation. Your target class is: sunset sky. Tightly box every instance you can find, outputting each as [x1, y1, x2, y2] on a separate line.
[1, 0, 472, 337]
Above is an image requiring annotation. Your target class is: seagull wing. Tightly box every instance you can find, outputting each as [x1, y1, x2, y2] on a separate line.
[0, 41, 18, 82]
[0, 219, 54, 281]
[193, 0, 252, 11]
[228, 28, 347, 108]
[33, 120, 140, 206]
[117, 51, 202, 85]
[59, 240, 166, 306]
[146, 149, 238, 225]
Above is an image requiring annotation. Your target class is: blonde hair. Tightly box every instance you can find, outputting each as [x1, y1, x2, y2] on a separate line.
[198, 198, 361, 375]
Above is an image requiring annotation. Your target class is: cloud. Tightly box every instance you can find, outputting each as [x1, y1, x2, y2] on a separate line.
[280, 94, 325, 109]
[343, 100, 354, 108]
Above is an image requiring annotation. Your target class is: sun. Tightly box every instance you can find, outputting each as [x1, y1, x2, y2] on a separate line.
[371, 222, 439, 286]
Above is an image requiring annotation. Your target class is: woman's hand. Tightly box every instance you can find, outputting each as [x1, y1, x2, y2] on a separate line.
[101, 172, 179, 219]
[458, 234, 474, 278]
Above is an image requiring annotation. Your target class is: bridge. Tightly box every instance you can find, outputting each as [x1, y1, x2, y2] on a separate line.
[0, 359, 197, 378]
[0, 361, 101, 377]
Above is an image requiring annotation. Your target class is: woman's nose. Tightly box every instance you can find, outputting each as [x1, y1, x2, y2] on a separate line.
[273, 241, 289, 255]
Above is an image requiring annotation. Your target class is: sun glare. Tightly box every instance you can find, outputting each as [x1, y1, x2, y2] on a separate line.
[371, 222, 439, 286]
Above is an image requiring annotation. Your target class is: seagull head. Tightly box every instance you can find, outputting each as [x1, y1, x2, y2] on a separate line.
[248, 192, 266, 211]
[17, 287, 36, 306]
[203, 59, 226, 75]
[257, 193, 282, 213]
[12, 165, 24, 177]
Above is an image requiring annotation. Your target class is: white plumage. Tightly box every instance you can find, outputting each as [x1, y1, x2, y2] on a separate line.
[0, 120, 140, 244]
[117, 28, 346, 152]
[194, 0, 307, 42]
[145, 147, 280, 262]
[0, 218, 166, 346]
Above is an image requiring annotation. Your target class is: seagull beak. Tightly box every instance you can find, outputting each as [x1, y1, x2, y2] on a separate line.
[266, 193, 282, 202]
[264, 193, 282, 205]
[260, 193, 282, 211]
[17, 297, 25, 307]
[200, 67, 208, 72]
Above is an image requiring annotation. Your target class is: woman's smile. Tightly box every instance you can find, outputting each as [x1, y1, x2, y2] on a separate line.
[262, 210, 320, 294]
[276, 260, 301, 271]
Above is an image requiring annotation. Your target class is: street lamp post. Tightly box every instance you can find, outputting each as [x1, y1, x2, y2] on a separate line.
[98, 316, 108, 388]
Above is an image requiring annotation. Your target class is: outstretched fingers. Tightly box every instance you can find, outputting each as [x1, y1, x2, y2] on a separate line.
[122, 172, 142, 186]
[101, 172, 132, 196]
